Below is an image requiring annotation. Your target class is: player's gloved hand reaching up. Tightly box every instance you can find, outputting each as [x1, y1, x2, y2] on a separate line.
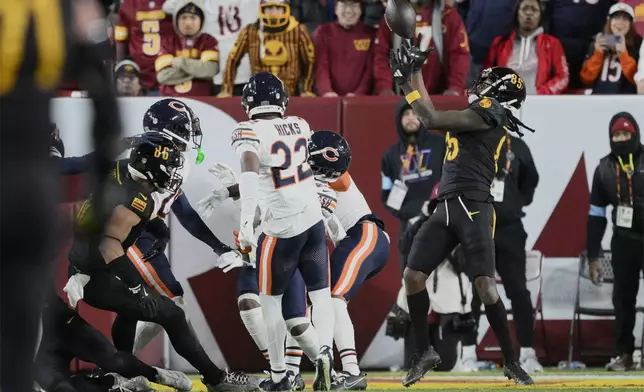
[197, 163, 238, 218]
[389, 33, 432, 85]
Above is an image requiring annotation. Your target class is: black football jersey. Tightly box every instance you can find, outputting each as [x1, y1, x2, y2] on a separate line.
[438, 97, 508, 201]
[69, 160, 155, 272]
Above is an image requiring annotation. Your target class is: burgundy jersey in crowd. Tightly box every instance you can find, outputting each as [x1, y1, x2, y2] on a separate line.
[115, 0, 174, 90]
[156, 34, 219, 96]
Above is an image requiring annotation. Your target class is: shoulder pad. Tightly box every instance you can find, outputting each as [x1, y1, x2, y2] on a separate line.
[468, 97, 506, 128]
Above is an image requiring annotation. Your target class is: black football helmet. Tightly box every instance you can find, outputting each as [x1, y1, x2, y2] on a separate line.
[308, 130, 352, 180]
[143, 98, 202, 151]
[242, 72, 289, 119]
[128, 132, 184, 193]
[468, 66, 526, 110]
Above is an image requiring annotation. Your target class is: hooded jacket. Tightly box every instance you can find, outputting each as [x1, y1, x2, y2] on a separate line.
[381, 100, 445, 222]
[493, 134, 540, 228]
[587, 112, 644, 258]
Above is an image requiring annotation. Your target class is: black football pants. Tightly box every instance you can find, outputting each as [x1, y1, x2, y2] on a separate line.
[1, 94, 60, 392]
[465, 221, 534, 348]
[610, 231, 644, 355]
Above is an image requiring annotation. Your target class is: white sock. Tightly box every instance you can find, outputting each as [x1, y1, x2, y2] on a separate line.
[308, 287, 335, 352]
[259, 294, 287, 383]
[520, 347, 536, 359]
[286, 317, 320, 362]
[239, 307, 270, 363]
[462, 344, 477, 360]
[284, 333, 303, 375]
[332, 298, 360, 375]
[133, 321, 163, 354]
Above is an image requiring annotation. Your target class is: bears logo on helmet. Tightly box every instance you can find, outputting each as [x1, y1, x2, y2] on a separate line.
[143, 98, 202, 151]
[308, 130, 351, 180]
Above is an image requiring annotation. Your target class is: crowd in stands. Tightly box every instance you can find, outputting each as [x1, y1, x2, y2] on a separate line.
[62, 0, 644, 97]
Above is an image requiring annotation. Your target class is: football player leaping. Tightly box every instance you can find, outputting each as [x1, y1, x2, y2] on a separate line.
[229, 72, 335, 391]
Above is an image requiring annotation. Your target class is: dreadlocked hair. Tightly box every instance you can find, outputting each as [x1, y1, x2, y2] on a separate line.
[504, 108, 535, 137]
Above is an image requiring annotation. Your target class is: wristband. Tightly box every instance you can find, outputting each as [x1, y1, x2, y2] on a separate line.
[405, 90, 421, 105]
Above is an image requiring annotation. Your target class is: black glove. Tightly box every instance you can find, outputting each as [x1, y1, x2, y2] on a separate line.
[403, 33, 433, 73]
[385, 303, 410, 340]
[129, 284, 159, 319]
[143, 237, 169, 261]
[389, 47, 414, 86]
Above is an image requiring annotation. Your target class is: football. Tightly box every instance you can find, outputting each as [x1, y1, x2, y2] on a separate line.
[384, 0, 417, 40]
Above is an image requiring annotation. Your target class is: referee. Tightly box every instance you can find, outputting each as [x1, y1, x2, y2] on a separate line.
[1, 1, 121, 390]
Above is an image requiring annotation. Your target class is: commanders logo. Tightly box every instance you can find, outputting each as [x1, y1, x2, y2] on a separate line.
[479, 98, 492, 109]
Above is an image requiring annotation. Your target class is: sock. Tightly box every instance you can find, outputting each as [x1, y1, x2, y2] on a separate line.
[520, 347, 536, 359]
[407, 289, 431, 354]
[484, 299, 516, 361]
[286, 318, 319, 362]
[332, 298, 360, 375]
[285, 334, 303, 375]
[259, 294, 286, 382]
[462, 345, 477, 360]
[308, 287, 335, 351]
[133, 321, 163, 354]
[240, 307, 270, 363]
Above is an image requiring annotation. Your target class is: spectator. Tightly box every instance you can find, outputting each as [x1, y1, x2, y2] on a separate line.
[291, 0, 336, 34]
[363, 0, 386, 28]
[313, 0, 376, 97]
[381, 100, 444, 273]
[548, 0, 615, 89]
[114, 59, 145, 96]
[163, 0, 260, 96]
[620, 0, 644, 36]
[586, 112, 643, 371]
[155, 1, 220, 96]
[115, 0, 174, 93]
[580, 3, 642, 94]
[220, 0, 316, 96]
[373, 0, 470, 96]
[485, 0, 569, 95]
[462, 132, 542, 373]
[456, 0, 518, 84]
[636, 36, 644, 93]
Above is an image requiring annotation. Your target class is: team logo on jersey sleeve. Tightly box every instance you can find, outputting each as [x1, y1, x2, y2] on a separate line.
[479, 98, 492, 109]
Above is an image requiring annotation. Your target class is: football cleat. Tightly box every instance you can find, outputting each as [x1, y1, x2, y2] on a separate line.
[402, 346, 441, 387]
[153, 366, 193, 391]
[313, 345, 334, 391]
[331, 371, 367, 390]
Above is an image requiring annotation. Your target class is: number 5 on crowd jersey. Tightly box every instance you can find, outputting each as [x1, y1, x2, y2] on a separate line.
[271, 138, 313, 189]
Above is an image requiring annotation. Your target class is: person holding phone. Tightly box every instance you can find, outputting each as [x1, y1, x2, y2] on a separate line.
[580, 3, 642, 94]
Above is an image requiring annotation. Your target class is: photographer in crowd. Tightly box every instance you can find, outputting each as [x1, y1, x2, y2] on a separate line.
[461, 131, 541, 372]
[586, 111, 644, 371]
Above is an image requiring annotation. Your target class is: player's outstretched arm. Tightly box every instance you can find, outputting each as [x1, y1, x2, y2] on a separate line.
[172, 193, 232, 255]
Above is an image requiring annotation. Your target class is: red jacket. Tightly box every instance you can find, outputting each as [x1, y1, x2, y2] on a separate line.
[484, 31, 569, 95]
[373, 3, 470, 95]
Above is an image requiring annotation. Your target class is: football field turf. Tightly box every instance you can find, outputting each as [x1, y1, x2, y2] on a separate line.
[149, 370, 644, 391]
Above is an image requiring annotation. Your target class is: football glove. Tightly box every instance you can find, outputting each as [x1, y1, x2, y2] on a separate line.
[196, 187, 230, 218]
[403, 33, 432, 73]
[63, 273, 91, 308]
[216, 250, 254, 273]
[208, 162, 238, 187]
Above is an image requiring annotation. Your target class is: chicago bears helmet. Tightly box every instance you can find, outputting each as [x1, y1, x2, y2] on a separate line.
[128, 132, 184, 193]
[468, 66, 527, 110]
[242, 72, 289, 118]
[143, 98, 202, 151]
[308, 130, 352, 180]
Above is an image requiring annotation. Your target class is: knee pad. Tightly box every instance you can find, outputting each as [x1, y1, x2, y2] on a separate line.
[238, 293, 261, 311]
[285, 317, 309, 336]
[473, 276, 499, 304]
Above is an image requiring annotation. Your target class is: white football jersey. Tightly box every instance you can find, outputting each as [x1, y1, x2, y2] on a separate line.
[317, 172, 371, 231]
[150, 157, 192, 220]
[206, 0, 259, 86]
[231, 116, 322, 237]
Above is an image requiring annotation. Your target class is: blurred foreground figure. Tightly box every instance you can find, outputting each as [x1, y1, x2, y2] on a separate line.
[0, 1, 121, 390]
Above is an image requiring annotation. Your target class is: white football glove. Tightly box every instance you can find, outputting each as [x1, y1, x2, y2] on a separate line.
[217, 250, 254, 273]
[63, 273, 91, 308]
[323, 211, 347, 245]
[196, 187, 230, 218]
[237, 220, 256, 251]
[208, 162, 238, 187]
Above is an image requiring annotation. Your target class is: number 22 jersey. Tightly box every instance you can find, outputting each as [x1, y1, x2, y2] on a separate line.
[231, 116, 322, 237]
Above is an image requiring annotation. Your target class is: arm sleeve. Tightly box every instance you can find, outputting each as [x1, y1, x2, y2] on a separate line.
[444, 15, 470, 94]
[579, 49, 605, 86]
[618, 50, 638, 85]
[58, 153, 97, 175]
[114, 0, 130, 43]
[155, 36, 175, 73]
[171, 193, 232, 255]
[298, 24, 316, 94]
[373, 19, 394, 93]
[313, 25, 333, 95]
[537, 37, 569, 95]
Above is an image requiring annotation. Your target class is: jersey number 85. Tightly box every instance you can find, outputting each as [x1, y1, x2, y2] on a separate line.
[271, 138, 313, 189]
